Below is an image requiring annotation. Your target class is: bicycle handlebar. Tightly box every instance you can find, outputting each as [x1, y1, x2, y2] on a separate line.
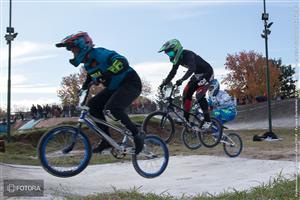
[160, 83, 178, 101]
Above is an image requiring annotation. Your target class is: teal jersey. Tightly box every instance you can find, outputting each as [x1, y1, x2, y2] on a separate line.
[83, 47, 133, 90]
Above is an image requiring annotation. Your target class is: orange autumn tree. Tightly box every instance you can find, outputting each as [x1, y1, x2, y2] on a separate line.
[223, 51, 280, 102]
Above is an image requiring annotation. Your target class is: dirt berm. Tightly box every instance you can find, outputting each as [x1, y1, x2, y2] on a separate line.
[227, 98, 298, 129]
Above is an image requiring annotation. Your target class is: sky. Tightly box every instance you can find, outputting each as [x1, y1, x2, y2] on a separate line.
[0, 0, 299, 112]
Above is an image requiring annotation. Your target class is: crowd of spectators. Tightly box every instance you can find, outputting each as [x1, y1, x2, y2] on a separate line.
[1, 99, 157, 125]
[30, 104, 77, 119]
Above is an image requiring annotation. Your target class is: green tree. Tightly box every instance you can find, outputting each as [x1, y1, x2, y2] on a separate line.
[57, 73, 81, 106]
[273, 59, 297, 99]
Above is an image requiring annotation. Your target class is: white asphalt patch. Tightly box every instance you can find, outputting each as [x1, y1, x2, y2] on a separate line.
[0, 155, 298, 199]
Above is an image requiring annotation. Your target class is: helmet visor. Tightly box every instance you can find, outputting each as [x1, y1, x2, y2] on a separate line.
[165, 50, 175, 58]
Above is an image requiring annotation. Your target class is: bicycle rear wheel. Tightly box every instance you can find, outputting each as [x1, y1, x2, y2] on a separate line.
[181, 116, 202, 150]
[143, 111, 175, 143]
[223, 133, 243, 157]
[199, 118, 223, 148]
[38, 125, 91, 177]
[132, 135, 169, 178]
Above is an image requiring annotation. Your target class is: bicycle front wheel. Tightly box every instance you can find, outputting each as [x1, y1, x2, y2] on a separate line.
[38, 125, 92, 177]
[132, 135, 169, 178]
[142, 111, 175, 143]
[199, 118, 223, 148]
[181, 116, 202, 150]
[223, 133, 243, 157]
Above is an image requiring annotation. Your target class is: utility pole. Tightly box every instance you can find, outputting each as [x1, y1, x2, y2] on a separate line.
[260, 0, 278, 140]
[4, 0, 18, 142]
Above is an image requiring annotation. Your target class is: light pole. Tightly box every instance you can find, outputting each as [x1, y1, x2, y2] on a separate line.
[4, 0, 17, 142]
[260, 0, 278, 140]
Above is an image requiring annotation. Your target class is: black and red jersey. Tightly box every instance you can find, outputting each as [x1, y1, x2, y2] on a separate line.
[164, 49, 214, 84]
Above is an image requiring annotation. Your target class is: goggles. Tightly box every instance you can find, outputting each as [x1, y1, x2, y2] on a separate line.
[165, 50, 175, 58]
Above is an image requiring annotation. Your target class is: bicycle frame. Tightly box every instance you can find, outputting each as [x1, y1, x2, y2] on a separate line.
[67, 87, 135, 154]
[77, 108, 134, 152]
[162, 85, 202, 129]
[219, 126, 235, 146]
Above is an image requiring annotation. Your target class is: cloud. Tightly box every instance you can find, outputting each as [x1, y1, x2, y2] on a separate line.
[0, 74, 27, 86]
[13, 55, 58, 66]
[0, 78, 59, 111]
[0, 41, 58, 67]
[291, 63, 300, 68]
[0, 73, 58, 94]
[1, 98, 59, 112]
[11, 86, 58, 94]
[132, 61, 186, 90]
[0, 85, 58, 94]
[214, 67, 229, 79]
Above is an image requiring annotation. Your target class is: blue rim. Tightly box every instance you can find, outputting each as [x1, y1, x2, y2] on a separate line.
[134, 135, 169, 178]
[40, 127, 89, 175]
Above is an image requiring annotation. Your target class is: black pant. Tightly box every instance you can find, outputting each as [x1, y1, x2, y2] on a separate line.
[182, 80, 210, 122]
[87, 71, 142, 136]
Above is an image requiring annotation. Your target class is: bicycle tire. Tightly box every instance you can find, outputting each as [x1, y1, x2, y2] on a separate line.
[181, 116, 202, 150]
[223, 132, 243, 157]
[199, 118, 223, 148]
[132, 135, 169, 178]
[142, 111, 175, 144]
[38, 125, 92, 177]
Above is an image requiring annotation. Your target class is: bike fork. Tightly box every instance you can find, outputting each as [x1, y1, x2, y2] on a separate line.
[62, 125, 81, 154]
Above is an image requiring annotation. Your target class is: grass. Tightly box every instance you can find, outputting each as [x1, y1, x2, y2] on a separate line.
[66, 175, 300, 200]
[0, 142, 39, 165]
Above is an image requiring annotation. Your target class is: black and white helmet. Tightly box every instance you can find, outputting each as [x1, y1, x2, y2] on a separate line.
[208, 79, 220, 96]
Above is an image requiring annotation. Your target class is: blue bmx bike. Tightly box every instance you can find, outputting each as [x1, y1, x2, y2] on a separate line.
[38, 89, 169, 178]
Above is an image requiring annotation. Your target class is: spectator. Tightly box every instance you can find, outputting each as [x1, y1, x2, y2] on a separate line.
[45, 104, 51, 118]
[31, 104, 37, 119]
[37, 104, 43, 119]
[19, 112, 24, 121]
[70, 105, 76, 117]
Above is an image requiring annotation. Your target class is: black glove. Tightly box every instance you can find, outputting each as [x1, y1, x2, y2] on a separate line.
[77, 89, 84, 97]
[175, 79, 183, 86]
[159, 80, 166, 90]
[77, 89, 88, 106]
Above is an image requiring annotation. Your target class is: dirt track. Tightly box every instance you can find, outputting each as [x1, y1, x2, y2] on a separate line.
[0, 155, 298, 200]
